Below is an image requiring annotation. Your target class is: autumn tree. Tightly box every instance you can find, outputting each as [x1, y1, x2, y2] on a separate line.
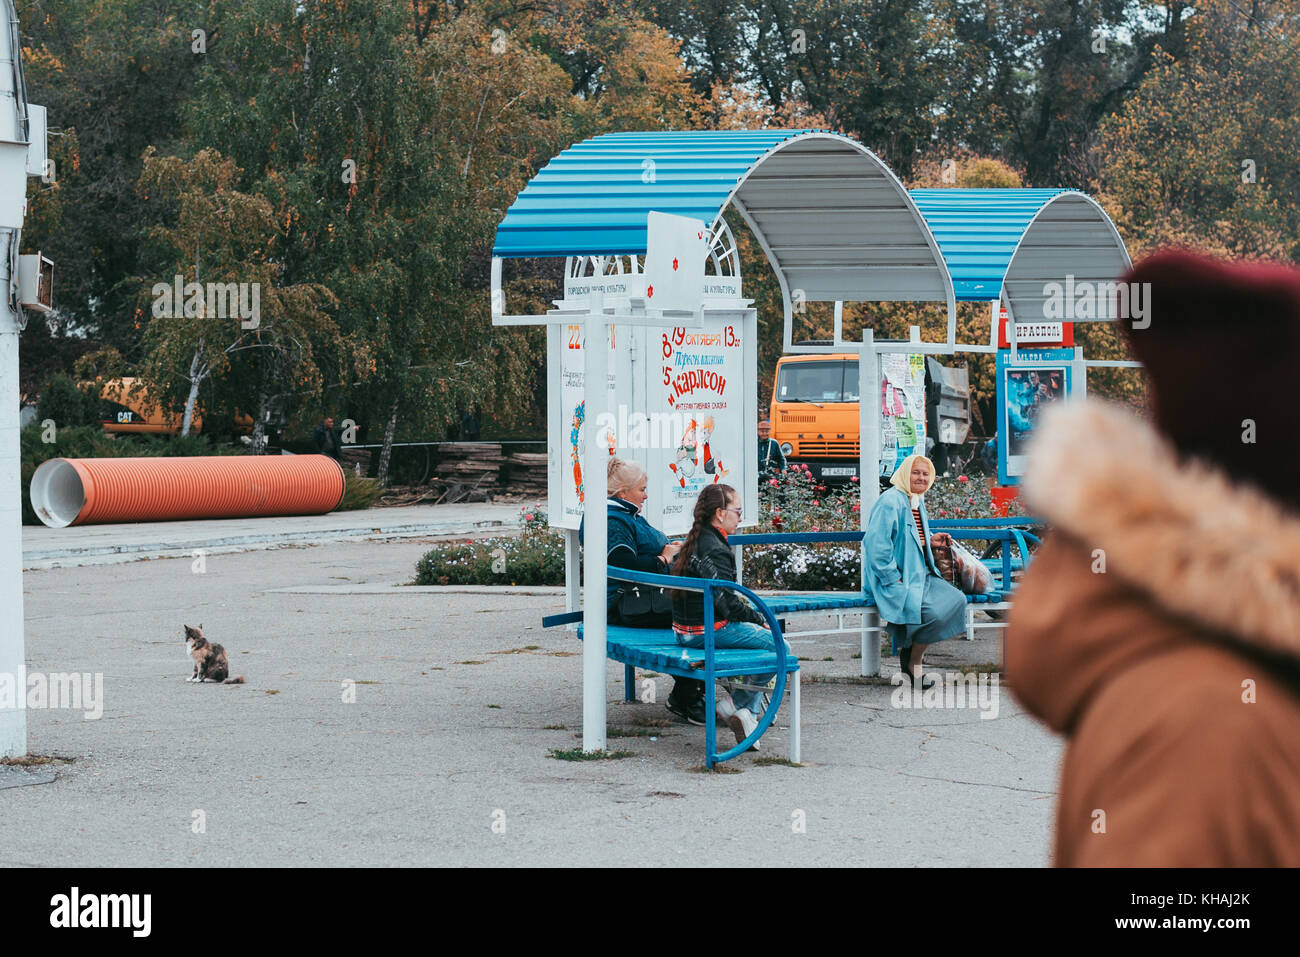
[1091, 0, 1300, 262]
[134, 147, 337, 439]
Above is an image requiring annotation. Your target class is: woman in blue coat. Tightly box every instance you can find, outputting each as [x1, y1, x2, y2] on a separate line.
[865, 454, 966, 687]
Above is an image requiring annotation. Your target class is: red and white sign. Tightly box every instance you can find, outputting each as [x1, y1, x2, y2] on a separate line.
[643, 211, 707, 312]
[994, 302, 1073, 348]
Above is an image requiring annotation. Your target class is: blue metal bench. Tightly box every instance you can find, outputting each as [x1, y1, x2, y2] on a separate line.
[730, 519, 1042, 673]
[542, 567, 800, 768]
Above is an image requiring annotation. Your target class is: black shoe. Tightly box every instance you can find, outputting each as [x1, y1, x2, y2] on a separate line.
[898, 646, 936, 690]
[666, 693, 707, 726]
[898, 644, 913, 679]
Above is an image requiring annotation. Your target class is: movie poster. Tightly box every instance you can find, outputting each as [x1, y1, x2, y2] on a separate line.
[997, 347, 1073, 485]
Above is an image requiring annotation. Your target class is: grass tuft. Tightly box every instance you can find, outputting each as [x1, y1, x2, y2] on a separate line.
[752, 756, 804, 767]
[0, 753, 76, 766]
[687, 763, 742, 774]
[548, 748, 635, 761]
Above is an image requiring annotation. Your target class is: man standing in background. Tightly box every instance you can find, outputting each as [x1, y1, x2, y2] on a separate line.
[758, 419, 785, 475]
[313, 416, 341, 460]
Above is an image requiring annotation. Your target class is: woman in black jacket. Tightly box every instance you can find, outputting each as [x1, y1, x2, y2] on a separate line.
[579, 458, 706, 724]
[671, 483, 786, 750]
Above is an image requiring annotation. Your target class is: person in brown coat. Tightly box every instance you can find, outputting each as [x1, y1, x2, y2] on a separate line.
[1006, 250, 1300, 867]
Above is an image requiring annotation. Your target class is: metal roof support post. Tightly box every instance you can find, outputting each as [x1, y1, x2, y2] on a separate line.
[490, 257, 504, 321]
[1071, 346, 1088, 402]
[0, 0, 35, 758]
[945, 283, 957, 349]
[859, 328, 882, 677]
[581, 291, 609, 753]
[0, 238, 24, 757]
[564, 528, 580, 631]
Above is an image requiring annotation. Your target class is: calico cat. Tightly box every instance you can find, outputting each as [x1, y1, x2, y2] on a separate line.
[183, 624, 245, 684]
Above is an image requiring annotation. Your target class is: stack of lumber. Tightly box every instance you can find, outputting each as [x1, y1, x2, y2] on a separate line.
[503, 450, 548, 496]
[434, 442, 504, 489]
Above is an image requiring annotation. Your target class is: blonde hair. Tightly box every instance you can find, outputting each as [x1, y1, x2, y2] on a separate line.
[607, 457, 646, 497]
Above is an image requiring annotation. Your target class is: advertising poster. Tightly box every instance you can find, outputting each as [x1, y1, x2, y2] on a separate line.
[649, 323, 746, 535]
[879, 352, 927, 477]
[553, 322, 625, 527]
[997, 347, 1073, 485]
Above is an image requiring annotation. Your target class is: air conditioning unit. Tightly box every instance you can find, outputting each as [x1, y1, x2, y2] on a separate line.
[26, 105, 48, 178]
[18, 252, 53, 313]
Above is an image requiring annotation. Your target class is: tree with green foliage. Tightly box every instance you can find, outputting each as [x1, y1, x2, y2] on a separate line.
[1091, 0, 1300, 262]
[134, 147, 338, 439]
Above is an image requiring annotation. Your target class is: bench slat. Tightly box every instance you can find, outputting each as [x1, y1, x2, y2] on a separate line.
[577, 625, 800, 678]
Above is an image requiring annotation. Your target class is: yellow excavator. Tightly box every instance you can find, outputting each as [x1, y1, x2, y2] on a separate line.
[93, 377, 253, 435]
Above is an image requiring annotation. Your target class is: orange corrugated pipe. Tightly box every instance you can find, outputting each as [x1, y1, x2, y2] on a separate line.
[30, 455, 347, 527]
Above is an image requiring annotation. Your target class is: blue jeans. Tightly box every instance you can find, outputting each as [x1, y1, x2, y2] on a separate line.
[677, 621, 789, 713]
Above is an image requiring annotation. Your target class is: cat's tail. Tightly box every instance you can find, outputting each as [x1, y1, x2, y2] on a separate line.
[223, 675, 246, 684]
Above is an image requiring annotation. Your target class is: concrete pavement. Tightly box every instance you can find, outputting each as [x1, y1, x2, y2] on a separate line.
[21, 503, 527, 569]
[1, 535, 1064, 867]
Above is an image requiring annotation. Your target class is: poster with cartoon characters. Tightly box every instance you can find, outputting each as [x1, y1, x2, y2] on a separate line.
[547, 313, 756, 535]
[648, 323, 747, 534]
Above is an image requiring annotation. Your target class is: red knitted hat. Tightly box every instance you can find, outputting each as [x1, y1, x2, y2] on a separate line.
[1120, 250, 1300, 511]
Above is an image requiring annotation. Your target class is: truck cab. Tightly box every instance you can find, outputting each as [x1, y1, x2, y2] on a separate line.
[769, 353, 861, 481]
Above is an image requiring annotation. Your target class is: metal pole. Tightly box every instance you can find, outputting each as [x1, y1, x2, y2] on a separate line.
[859, 328, 881, 677]
[0, 237, 26, 757]
[564, 528, 580, 631]
[1071, 345, 1088, 402]
[0, 0, 29, 757]
[581, 293, 608, 752]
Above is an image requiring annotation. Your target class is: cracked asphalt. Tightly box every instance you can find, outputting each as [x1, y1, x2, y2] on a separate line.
[2, 537, 1063, 866]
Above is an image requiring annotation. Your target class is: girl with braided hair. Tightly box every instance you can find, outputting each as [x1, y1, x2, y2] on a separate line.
[670, 484, 789, 750]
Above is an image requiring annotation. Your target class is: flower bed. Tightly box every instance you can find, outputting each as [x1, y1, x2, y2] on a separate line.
[415, 507, 564, 585]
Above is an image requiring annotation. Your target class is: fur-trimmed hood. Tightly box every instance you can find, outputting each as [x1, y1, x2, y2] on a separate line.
[1007, 400, 1300, 737]
[1006, 400, 1300, 866]
[1019, 401, 1300, 663]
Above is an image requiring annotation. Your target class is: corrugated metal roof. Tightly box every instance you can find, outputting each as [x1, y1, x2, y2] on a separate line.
[493, 130, 813, 258]
[909, 188, 1131, 319]
[494, 130, 954, 305]
[493, 135, 1129, 323]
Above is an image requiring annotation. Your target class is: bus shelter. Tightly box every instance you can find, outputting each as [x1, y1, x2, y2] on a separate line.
[490, 130, 1134, 751]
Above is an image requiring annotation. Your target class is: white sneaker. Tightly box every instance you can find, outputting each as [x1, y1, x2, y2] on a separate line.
[727, 707, 760, 751]
[715, 692, 737, 721]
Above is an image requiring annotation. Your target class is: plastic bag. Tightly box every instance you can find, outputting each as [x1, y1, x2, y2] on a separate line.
[951, 540, 994, 594]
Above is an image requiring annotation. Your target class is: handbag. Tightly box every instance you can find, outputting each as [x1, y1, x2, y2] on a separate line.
[929, 534, 993, 594]
[614, 583, 674, 627]
[930, 532, 959, 585]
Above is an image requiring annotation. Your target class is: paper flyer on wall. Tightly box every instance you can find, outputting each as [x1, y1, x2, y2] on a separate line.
[879, 352, 926, 476]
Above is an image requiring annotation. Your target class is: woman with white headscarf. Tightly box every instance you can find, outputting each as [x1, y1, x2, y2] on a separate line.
[864, 453, 967, 687]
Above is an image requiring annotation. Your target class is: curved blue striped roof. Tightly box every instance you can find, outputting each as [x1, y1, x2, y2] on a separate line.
[908, 189, 1073, 301]
[493, 130, 826, 258]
